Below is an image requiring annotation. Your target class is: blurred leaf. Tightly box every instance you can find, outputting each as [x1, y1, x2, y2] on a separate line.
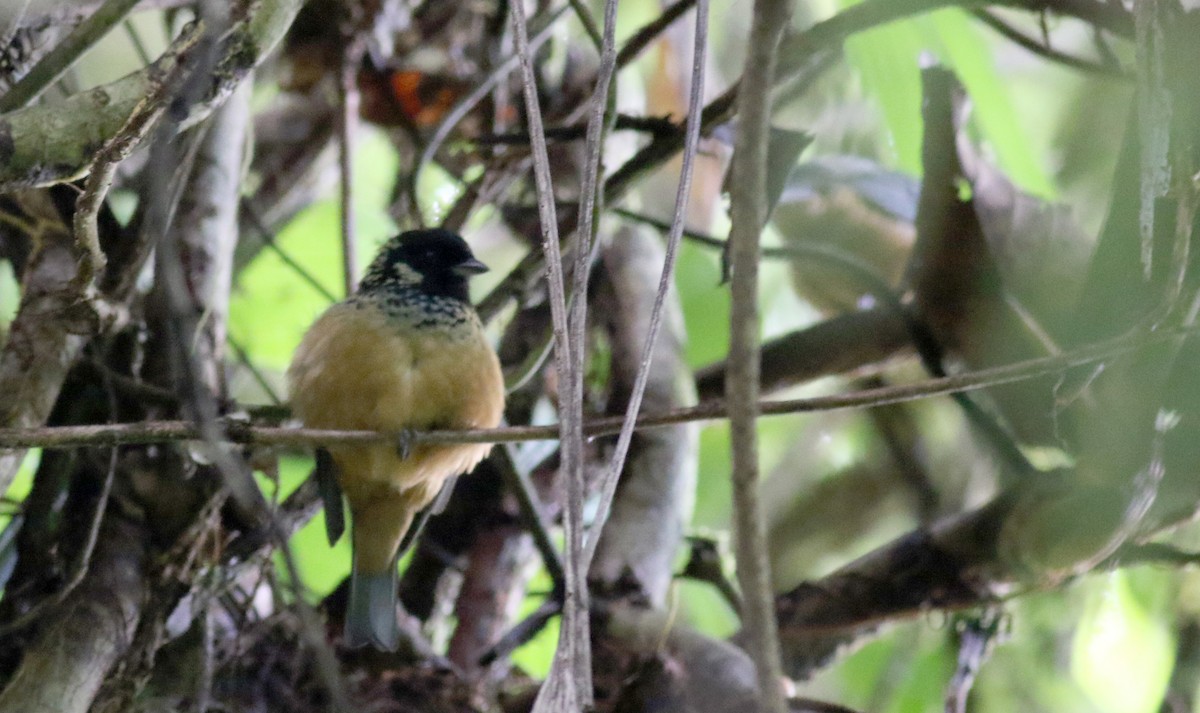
[1071, 571, 1175, 713]
[841, 15, 925, 175]
[677, 241, 730, 368]
[922, 9, 1056, 198]
[6, 448, 37, 503]
[836, 633, 902, 711]
[0, 260, 19, 327]
[693, 423, 731, 528]
[884, 631, 955, 713]
[678, 578, 739, 639]
[0, 450, 38, 593]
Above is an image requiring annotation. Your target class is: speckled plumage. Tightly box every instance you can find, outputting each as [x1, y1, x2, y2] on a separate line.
[287, 229, 504, 650]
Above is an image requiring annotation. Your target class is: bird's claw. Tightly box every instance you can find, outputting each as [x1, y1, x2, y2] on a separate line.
[396, 429, 414, 460]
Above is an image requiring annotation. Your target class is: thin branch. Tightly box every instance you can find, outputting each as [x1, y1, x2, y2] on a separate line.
[271, 517, 354, 711]
[470, 113, 679, 145]
[0, 0, 141, 112]
[336, 24, 362, 297]
[409, 5, 569, 220]
[0, 0, 305, 190]
[582, 0, 708, 573]
[601, 0, 1130, 211]
[497, 444, 567, 592]
[726, 0, 796, 710]
[228, 336, 284, 407]
[241, 201, 339, 303]
[73, 26, 192, 294]
[615, 0, 697, 68]
[509, 0, 591, 707]
[122, 18, 153, 66]
[972, 9, 1128, 77]
[567, 0, 604, 49]
[3, 326, 1177, 451]
[614, 207, 898, 301]
[478, 598, 563, 666]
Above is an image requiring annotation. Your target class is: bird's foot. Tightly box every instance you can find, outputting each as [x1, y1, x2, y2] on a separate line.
[396, 429, 414, 460]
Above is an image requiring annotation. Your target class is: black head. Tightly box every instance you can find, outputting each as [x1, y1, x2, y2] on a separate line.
[358, 229, 488, 302]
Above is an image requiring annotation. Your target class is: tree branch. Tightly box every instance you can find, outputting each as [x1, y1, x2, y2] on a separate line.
[725, 0, 795, 711]
[0, 0, 142, 113]
[0, 0, 304, 191]
[0, 0, 305, 498]
[0, 324, 1187, 451]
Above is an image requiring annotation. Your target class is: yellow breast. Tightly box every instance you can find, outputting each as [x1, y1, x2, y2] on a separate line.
[287, 302, 504, 500]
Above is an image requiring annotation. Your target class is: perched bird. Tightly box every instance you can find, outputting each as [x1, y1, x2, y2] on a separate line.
[287, 229, 505, 650]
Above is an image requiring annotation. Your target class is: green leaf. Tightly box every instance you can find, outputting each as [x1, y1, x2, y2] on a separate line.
[842, 19, 925, 175]
[1071, 570, 1175, 713]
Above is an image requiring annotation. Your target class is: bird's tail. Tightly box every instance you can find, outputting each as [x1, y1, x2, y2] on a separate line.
[345, 566, 400, 651]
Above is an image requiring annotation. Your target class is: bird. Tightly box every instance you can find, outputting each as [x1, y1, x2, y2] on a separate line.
[287, 228, 505, 650]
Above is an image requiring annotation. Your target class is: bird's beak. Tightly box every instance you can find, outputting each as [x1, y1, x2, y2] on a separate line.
[453, 258, 489, 276]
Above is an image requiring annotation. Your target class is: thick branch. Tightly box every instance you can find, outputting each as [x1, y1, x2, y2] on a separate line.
[0, 0, 303, 191]
[0, 514, 148, 713]
[0, 0, 142, 113]
[590, 226, 698, 605]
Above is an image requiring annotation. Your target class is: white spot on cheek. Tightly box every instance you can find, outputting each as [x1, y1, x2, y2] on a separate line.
[394, 263, 422, 283]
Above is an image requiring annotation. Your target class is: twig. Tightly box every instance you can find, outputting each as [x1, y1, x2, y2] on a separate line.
[478, 597, 563, 666]
[72, 46, 183, 293]
[242, 201, 339, 303]
[615, 0, 697, 68]
[145, 5, 264, 522]
[122, 18, 153, 66]
[972, 9, 1127, 77]
[601, 0, 1129, 213]
[409, 5, 569, 221]
[614, 207, 897, 301]
[726, 0, 795, 711]
[581, 0, 707, 573]
[270, 519, 354, 711]
[0, 0, 142, 112]
[336, 24, 362, 297]
[470, 114, 679, 145]
[0, 0, 304, 191]
[228, 336, 284, 407]
[0, 325, 1190, 451]
[567, 0, 604, 49]
[509, 0, 591, 707]
[497, 444, 566, 592]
